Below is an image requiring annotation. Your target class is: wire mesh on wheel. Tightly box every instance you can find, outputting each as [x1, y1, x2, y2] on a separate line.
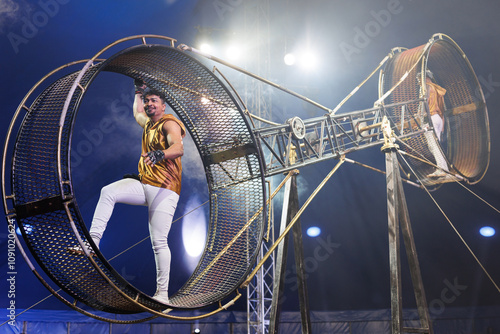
[379, 34, 489, 186]
[2, 37, 266, 317]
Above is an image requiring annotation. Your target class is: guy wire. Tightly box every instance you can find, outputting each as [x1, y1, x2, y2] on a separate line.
[397, 151, 500, 294]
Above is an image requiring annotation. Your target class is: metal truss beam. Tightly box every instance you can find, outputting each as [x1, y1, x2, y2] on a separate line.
[255, 99, 426, 177]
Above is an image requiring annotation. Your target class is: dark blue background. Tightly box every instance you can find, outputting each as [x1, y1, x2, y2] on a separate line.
[0, 0, 499, 317]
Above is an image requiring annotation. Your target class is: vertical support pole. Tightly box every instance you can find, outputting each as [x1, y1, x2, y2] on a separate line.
[397, 174, 434, 334]
[269, 171, 311, 334]
[382, 116, 433, 334]
[385, 148, 404, 334]
[269, 175, 293, 334]
[291, 182, 312, 334]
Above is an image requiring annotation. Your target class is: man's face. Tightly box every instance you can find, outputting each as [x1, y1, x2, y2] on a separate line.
[143, 94, 166, 119]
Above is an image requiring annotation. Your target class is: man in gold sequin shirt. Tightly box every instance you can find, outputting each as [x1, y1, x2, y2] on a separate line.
[86, 81, 185, 305]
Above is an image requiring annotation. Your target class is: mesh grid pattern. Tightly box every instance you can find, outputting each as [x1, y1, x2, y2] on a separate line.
[104, 46, 265, 308]
[427, 42, 489, 180]
[11, 65, 150, 313]
[9, 44, 265, 313]
[380, 36, 489, 185]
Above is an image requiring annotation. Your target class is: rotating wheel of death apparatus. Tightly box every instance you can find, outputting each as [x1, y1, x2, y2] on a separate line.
[379, 33, 490, 187]
[2, 37, 267, 315]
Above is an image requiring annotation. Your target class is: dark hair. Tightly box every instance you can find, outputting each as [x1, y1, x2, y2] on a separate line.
[144, 88, 166, 104]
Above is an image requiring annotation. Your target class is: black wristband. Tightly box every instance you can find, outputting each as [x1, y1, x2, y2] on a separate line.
[147, 150, 165, 165]
[134, 79, 145, 95]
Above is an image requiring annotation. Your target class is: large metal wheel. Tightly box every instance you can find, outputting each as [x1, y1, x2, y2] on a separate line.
[2, 36, 266, 316]
[379, 34, 490, 186]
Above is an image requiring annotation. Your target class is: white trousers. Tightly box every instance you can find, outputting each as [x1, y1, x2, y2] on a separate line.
[89, 178, 179, 294]
[430, 114, 444, 141]
[426, 114, 448, 170]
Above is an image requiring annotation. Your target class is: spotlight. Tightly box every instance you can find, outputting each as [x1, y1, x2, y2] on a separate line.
[226, 45, 241, 61]
[193, 329, 201, 334]
[284, 53, 296, 66]
[300, 51, 318, 70]
[306, 226, 321, 237]
[199, 43, 212, 54]
[182, 198, 207, 258]
[479, 226, 496, 237]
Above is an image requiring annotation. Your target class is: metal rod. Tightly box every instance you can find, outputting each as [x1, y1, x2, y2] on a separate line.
[241, 157, 346, 288]
[332, 54, 390, 114]
[358, 121, 382, 133]
[399, 153, 500, 295]
[186, 171, 296, 288]
[269, 175, 294, 333]
[253, 98, 425, 136]
[344, 158, 421, 188]
[385, 149, 404, 334]
[397, 174, 433, 333]
[291, 182, 312, 334]
[383, 122, 433, 333]
[178, 44, 332, 113]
